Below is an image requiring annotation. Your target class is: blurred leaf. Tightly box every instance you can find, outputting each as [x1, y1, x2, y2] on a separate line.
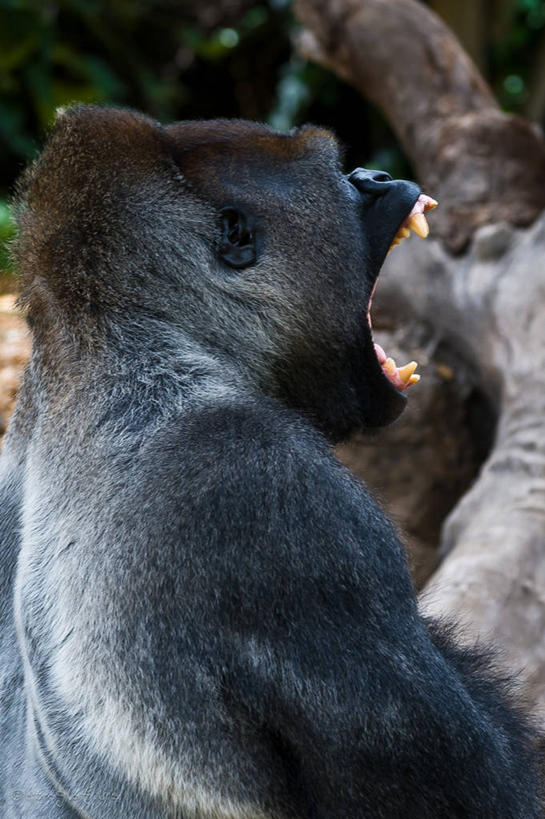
[0, 201, 16, 274]
[25, 63, 55, 129]
[268, 59, 311, 131]
[0, 101, 36, 157]
[241, 6, 269, 29]
[0, 33, 39, 72]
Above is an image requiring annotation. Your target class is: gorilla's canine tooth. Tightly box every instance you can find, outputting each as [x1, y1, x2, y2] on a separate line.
[408, 374, 420, 386]
[409, 213, 429, 238]
[398, 361, 418, 383]
[383, 357, 397, 375]
[400, 227, 410, 239]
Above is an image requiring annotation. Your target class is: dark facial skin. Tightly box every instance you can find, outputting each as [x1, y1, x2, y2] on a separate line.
[166, 119, 420, 439]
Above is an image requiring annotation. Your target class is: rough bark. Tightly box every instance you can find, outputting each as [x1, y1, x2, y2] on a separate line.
[296, 0, 545, 253]
[296, 0, 545, 717]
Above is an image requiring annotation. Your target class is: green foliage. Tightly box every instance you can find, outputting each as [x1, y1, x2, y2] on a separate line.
[491, 0, 545, 111]
[2, 0, 545, 194]
[0, 200, 15, 274]
[0, 0, 179, 167]
[182, 7, 269, 60]
[0, 0, 280, 180]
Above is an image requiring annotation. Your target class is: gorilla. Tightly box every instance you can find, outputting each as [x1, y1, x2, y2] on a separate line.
[0, 105, 541, 818]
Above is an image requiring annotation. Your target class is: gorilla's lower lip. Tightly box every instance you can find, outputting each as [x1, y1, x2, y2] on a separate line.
[368, 193, 438, 391]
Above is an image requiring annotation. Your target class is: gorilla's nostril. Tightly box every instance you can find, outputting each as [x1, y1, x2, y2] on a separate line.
[348, 168, 393, 196]
[369, 171, 392, 184]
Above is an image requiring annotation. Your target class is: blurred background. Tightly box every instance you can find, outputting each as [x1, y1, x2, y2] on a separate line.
[1, 0, 545, 279]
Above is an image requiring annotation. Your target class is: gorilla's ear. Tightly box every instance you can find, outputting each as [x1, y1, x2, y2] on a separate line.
[219, 208, 256, 269]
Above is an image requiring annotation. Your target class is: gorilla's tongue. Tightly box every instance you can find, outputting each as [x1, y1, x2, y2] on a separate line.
[374, 193, 438, 391]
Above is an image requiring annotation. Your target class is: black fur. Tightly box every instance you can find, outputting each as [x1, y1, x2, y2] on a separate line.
[0, 105, 541, 817]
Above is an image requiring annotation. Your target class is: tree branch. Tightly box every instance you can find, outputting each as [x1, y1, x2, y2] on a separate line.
[295, 0, 545, 252]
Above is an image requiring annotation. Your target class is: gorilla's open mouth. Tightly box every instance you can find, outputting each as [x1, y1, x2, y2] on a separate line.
[368, 193, 437, 392]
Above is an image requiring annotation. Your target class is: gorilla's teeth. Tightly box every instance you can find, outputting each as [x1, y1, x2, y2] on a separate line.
[398, 361, 418, 383]
[380, 356, 421, 389]
[389, 196, 437, 252]
[383, 357, 397, 375]
[388, 234, 403, 251]
[408, 213, 429, 238]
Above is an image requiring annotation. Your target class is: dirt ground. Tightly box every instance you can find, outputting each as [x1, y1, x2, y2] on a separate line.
[0, 294, 30, 437]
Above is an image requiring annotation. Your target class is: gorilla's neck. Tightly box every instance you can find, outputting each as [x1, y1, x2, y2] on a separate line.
[26, 305, 389, 446]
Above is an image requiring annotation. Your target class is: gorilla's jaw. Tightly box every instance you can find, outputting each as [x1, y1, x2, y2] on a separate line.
[331, 174, 437, 436]
[271, 179, 438, 443]
[368, 194, 438, 392]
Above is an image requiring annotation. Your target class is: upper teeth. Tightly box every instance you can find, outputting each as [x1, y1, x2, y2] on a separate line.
[408, 212, 429, 238]
[389, 195, 438, 251]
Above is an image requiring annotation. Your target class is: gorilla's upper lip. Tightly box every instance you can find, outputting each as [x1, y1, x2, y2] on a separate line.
[368, 193, 438, 393]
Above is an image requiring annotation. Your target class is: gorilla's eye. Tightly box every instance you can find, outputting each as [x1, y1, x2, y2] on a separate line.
[219, 208, 256, 269]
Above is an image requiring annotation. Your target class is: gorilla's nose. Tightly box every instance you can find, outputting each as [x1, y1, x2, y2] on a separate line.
[348, 168, 393, 196]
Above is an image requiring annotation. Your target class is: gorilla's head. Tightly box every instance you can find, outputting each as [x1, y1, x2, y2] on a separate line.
[16, 106, 433, 442]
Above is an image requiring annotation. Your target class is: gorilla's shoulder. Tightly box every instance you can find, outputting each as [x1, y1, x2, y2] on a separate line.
[152, 395, 355, 494]
[180, 395, 326, 458]
[131, 395, 414, 636]
[141, 395, 395, 563]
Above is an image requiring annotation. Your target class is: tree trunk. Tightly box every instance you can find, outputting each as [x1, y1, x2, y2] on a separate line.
[296, 0, 545, 718]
